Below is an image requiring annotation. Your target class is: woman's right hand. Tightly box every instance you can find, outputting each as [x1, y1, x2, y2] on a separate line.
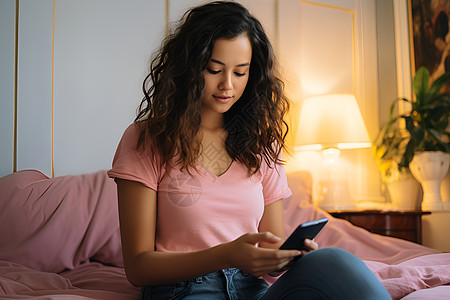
[224, 232, 301, 277]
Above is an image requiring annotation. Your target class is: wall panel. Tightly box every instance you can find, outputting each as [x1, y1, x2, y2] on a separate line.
[0, 0, 15, 177]
[280, 0, 383, 204]
[1, 0, 385, 202]
[168, 0, 277, 46]
[168, 0, 204, 23]
[240, 0, 277, 47]
[299, 2, 354, 95]
[53, 0, 165, 176]
[16, 0, 53, 176]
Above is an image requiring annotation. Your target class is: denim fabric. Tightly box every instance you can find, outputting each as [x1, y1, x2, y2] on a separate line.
[142, 268, 269, 300]
[141, 248, 390, 300]
[262, 248, 391, 300]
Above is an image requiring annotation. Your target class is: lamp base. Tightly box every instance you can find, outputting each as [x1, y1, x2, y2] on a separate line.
[316, 148, 355, 210]
[317, 179, 355, 210]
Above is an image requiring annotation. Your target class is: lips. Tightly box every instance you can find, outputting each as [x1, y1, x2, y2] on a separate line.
[213, 95, 233, 104]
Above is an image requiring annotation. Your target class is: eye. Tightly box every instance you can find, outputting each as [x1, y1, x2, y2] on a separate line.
[234, 72, 246, 77]
[207, 68, 220, 75]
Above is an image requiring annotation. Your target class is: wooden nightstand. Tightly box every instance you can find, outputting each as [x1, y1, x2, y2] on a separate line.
[327, 210, 431, 244]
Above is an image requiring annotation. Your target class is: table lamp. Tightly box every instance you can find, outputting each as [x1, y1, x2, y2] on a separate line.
[295, 94, 372, 209]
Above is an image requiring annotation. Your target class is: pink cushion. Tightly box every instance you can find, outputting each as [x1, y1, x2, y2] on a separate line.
[0, 170, 122, 273]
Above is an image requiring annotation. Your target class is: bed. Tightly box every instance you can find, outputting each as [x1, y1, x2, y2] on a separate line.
[0, 169, 449, 299]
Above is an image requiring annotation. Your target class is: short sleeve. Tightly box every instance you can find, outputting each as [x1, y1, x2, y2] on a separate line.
[261, 154, 292, 206]
[107, 123, 162, 190]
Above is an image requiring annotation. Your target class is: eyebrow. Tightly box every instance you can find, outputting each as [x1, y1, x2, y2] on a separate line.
[210, 58, 250, 67]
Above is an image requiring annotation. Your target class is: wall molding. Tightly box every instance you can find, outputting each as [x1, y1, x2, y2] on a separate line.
[13, 0, 19, 173]
[393, 0, 412, 114]
[51, 0, 55, 177]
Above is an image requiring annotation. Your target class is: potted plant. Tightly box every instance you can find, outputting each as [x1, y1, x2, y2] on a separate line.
[374, 130, 420, 210]
[375, 66, 450, 210]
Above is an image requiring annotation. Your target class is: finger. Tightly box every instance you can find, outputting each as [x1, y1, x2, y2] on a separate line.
[257, 247, 301, 259]
[250, 258, 292, 276]
[258, 257, 293, 267]
[245, 232, 281, 245]
[247, 255, 293, 270]
[264, 258, 292, 274]
[304, 239, 319, 251]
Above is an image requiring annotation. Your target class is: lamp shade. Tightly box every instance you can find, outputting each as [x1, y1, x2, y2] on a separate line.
[295, 94, 372, 150]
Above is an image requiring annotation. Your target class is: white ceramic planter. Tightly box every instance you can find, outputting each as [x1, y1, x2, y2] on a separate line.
[410, 151, 450, 211]
[386, 176, 420, 210]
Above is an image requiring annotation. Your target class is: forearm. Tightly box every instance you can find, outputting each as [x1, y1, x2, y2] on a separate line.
[125, 243, 230, 286]
[258, 199, 285, 250]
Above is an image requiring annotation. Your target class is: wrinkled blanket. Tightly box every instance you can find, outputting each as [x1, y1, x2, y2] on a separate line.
[0, 169, 448, 299]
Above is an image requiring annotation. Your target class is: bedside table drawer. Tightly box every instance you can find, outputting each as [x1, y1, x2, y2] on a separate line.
[328, 210, 431, 244]
[343, 214, 417, 230]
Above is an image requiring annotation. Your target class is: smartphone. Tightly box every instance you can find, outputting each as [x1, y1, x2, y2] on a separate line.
[279, 217, 328, 251]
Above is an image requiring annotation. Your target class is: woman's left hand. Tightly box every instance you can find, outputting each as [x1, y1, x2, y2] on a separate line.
[300, 238, 318, 256]
[268, 239, 319, 277]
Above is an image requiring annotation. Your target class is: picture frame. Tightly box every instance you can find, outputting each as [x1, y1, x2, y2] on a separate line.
[408, 0, 450, 82]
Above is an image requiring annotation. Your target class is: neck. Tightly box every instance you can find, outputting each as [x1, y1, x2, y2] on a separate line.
[200, 108, 224, 132]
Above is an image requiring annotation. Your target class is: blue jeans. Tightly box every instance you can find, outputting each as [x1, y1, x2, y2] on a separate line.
[142, 267, 268, 299]
[142, 248, 391, 300]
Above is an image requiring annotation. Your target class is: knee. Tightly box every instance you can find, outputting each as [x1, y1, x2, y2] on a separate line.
[305, 247, 356, 261]
[306, 247, 354, 259]
[293, 247, 365, 271]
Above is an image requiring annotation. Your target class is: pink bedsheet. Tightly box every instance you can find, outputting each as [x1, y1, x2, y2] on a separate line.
[0, 261, 138, 300]
[0, 169, 449, 299]
[284, 171, 450, 299]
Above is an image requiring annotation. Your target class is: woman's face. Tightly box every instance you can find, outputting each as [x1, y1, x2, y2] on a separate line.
[201, 34, 252, 115]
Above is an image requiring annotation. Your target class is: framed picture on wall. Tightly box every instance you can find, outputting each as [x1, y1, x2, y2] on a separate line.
[409, 0, 450, 82]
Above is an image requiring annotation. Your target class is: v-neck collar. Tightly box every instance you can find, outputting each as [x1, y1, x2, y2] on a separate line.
[198, 160, 234, 180]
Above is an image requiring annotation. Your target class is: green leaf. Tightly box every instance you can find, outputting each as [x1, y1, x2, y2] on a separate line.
[429, 114, 449, 130]
[410, 126, 425, 143]
[413, 67, 430, 106]
[428, 128, 443, 141]
[387, 97, 409, 121]
[428, 71, 450, 103]
[444, 143, 450, 152]
[400, 139, 416, 168]
[403, 116, 415, 134]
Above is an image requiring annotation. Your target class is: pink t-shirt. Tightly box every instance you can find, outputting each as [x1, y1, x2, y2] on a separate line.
[108, 123, 291, 252]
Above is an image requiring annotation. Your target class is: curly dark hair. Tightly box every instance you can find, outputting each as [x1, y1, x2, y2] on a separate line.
[135, 1, 290, 174]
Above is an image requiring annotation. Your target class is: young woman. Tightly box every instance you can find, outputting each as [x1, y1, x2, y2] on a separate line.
[108, 1, 391, 299]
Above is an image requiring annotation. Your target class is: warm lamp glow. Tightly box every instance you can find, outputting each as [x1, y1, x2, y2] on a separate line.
[295, 94, 371, 150]
[295, 94, 372, 210]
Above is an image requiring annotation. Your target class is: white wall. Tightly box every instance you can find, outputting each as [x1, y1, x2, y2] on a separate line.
[0, 0, 385, 203]
[0, 0, 15, 177]
[16, 0, 53, 175]
[1, 0, 165, 177]
[52, 0, 164, 176]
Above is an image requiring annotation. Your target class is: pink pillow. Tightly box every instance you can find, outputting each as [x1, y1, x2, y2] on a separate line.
[285, 170, 313, 207]
[0, 170, 123, 273]
[283, 170, 316, 235]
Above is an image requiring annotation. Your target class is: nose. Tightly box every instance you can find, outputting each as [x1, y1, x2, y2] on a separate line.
[219, 73, 232, 90]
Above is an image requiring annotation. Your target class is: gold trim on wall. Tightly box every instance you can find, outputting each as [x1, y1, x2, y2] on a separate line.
[51, 0, 55, 178]
[407, 0, 415, 78]
[13, 0, 19, 173]
[13, 0, 56, 176]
